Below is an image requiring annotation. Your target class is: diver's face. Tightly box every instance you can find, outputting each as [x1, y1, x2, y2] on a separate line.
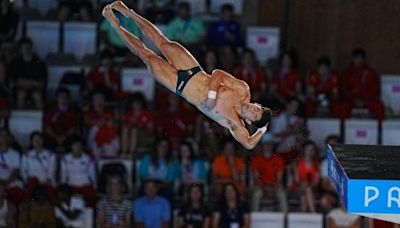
[241, 103, 263, 122]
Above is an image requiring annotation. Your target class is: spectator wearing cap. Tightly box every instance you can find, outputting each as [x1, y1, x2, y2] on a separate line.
[0, 0, 19, 45]
[133, 179, 171, 228]
[122, 93, 155, 155]
[165, 2, 205, 54]
[305, 56, 341, 118]
[9, 38, 47, 109]
[251, 141, 287, 212]
[0, 128, 23, 205]
[44, 87, 79, 149]
[87, 50, 120, 101]
[21, 131, 56, 202]
[61, 136, 96, 206]
[208, 3, 242, 49]
[97, 175, 131, 228]
[340, 48, 385, 120]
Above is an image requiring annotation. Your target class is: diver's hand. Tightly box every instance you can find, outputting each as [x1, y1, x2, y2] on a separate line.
[201, 98, 216, 112]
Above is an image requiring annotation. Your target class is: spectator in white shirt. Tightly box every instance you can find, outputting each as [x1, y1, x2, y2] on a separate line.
[270, 97, 303, 158]
[22, 131, 56, 201]
[0, 128, 23, 205]
[61, 136, 96, 206]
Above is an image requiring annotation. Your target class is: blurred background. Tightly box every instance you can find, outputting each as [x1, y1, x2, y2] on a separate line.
[0, 0, 399, 227]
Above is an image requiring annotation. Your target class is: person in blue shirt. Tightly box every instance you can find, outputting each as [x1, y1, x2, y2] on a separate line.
[133, 179, 171, 228]
[207, 4, 243, 49]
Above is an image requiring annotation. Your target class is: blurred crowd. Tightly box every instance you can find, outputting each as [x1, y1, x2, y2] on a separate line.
[0, 0, 395, 227]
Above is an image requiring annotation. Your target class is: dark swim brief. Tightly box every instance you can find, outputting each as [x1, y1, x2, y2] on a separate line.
[176, 66, 202, 96]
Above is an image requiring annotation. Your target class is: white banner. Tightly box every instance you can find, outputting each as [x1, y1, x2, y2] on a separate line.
[121, 68, 155, 101]
[246, 26, 280, 64]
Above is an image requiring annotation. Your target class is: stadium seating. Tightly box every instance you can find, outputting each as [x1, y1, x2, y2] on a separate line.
[251, 212, 285, 228]
[9, 110, 43, 149]
[382, 120, 400, 146]
[344, 119, 378, 145]
[121, 68, 156, 101]
[287, 213, 323, 228]
[381, 75, 400, 116]
[26, 21, 60, 59]
[307, 118, 341, 149]
[47, 65, 87, 101]
[63, 22, 97, 61]
[26, 0, 57, 16]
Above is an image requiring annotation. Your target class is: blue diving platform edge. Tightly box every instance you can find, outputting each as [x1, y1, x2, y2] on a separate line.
[327, 144, 400, 214]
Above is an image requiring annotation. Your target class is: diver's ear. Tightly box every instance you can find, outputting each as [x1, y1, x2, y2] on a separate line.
[245, 119, 252, 125]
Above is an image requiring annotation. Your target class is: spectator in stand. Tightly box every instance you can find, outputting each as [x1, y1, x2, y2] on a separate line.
[200, 49, 220, 74]
[122, 93, 155, 155]
[75, 0, 93, 22]
[165, 2, 205, 54]
[100, 1, 141, 57]
[0, 0, 19, 45]
[144, 0, 174, 24]
[133, 179, 171, 228]
[251, 141, 287, 212]
[341, 48, 385, 120]
[0, 128, 23, 205]
[84, 90, 115, 136]
[139, 139, 178, 200]
[296, 141, 320, 213]
[97, 175, 131, 228]
[56, 1, 72, 22]
[327, 201, 362, 228]
[208, 4, 242, 49]
[218, 45, 237, 73]
[9, 38, 47, 109]
[21, 132, 56, 202]
[44, 88, 79, 150]
[305, 56, 341, 118]
[61, 136, 96, 206]
[18, 186, 57, 228]
[0, 59, 10, 125]
[234, 48, 268, 102]
[213, 183, 250, 228]
[54, 184, 85, 228]
[0, 181, 15, 228]
[272, 51, 302, 102]
[178, 184, 211, 228]
[176, 141, 208, 194]
[212, 140, 245, 197]
[87, 50, 120, 101]
[270, 97, 303, 161]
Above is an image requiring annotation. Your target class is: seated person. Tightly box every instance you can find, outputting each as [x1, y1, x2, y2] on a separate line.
[0, 128, 23, 205]
[86, 50, 120, 101]
[44, 88, 79, 149]
[305, 56, 341, 118]
[176, 141, 208, 193]
[91, 116, 120, 160]
[22, 132, 56, 201]
[97, 175, 131, 228]
[0, 0, 19, 45]
[9, 38, 47, 109]
[0, 59, 10, 124]
[251, 141, 286, 212]
[54, 184, 85, 228]
[165, 2, 205, 54]
[133, 179, 171, 228]
[84, 90, 115, 135]
[341, 48, 385, 120]
[212, 183, 250, 228]
[0, 181, 15, 228]
[61, 136, 96, 206]
[122, 93, 155, 155]
[18, 186, 57, 228]
[212, 140, 245, 197]
[178, 184, 211, 228]
[208, 4, 242, 49]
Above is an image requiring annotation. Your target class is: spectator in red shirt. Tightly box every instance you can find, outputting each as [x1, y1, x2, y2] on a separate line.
[341, 49, 385, 120]
[251, 141, 287, 212]
[272, 51, 302, 102]
[234, 49, 268, 102]
[122, 93, 155, 155]
[84, 91, 115, 135]
[296, 141, 320, 213]
[0, 58, 10, 125]
[87, 50, 119, 101]
[44, 88, 79, 149]
[305, 56, 342, 118]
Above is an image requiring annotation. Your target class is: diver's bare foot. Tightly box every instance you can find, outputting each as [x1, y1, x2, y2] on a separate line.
[110, 0, 132, 17]
[102, 5, 119, 28]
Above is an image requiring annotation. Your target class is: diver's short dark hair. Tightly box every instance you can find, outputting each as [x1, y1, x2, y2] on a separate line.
[253, 107, 273, 128]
